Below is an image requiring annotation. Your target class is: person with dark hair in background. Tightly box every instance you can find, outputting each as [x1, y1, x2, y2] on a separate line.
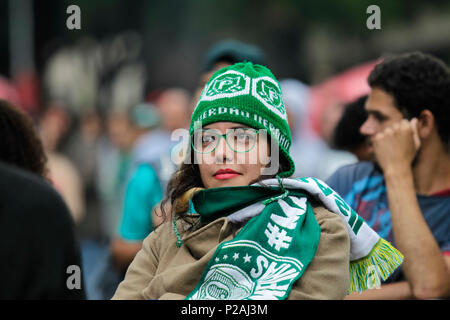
[0, 99, 48, 178]
[326, 52, 450, 299]
[332, 95, 371, 162]
[0, 99, 85, 299]
[191, 39, 267, 107]
[281, 79, 357, 180]
[0, 162, 85, 299]
[38, 101, 86, 224]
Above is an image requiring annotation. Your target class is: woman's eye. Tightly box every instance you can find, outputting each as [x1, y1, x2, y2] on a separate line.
[202, 134, 215, 144]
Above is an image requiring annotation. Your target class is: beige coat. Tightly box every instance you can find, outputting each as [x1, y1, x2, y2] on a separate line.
[112, 205, 350, 300]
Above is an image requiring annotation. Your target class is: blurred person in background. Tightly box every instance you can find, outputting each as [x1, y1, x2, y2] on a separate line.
[65, 110, 103, 238]
[38, 101, 85, 224]
[281, 79, 357, 180]
[314, 101, 358, 180]
[111, 103, 169, 275]
[281, 78, 321, 178]
[154, 87, 191, 188]
[156, 88, 191, 133]
[327, 52, 450, 299]
[0, 99, 84, 299]
[98, 101, 173, 239]
[192, 39, 268, 107]
[63, 109, 106, 301]
[0, 162, 85, 299]
[97, 107, 139, 240]
[41, 43, 107, 299]
[332, 95, 371, 162]
[93, 101, 173, 299]
[90, 105, 137, 299]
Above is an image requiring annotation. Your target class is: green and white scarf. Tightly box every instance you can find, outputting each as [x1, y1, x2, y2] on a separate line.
[183, 177, 403, 300]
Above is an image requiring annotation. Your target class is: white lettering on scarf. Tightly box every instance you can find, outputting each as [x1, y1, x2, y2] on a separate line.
[264, 196, 307, 251]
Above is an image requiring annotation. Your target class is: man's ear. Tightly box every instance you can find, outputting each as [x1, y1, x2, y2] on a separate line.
[417, 109, 435, 139]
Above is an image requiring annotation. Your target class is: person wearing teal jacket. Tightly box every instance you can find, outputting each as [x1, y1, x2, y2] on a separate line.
[112, 162, 163, 272]
[119, 163, 163, 240]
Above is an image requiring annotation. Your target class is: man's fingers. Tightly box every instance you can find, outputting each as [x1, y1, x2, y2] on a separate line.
[373, 118, 421, 149]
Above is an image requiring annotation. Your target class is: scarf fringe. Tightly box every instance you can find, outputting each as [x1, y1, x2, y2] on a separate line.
[348, 238, 404, 294]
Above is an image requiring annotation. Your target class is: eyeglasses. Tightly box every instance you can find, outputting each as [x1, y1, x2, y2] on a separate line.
[192, 128, 259, 154]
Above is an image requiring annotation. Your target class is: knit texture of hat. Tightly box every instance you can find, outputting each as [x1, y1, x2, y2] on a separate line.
[189, 62, 295, 177]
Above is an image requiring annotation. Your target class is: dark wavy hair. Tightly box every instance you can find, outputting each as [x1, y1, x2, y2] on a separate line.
[0, 99, 48, 177]
[368, 51, 450, 148]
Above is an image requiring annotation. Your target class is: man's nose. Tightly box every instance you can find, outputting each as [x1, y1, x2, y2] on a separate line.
[360, 117, 376, 137]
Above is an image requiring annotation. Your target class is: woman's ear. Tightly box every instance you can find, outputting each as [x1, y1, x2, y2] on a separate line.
[417, 109, 435, 139]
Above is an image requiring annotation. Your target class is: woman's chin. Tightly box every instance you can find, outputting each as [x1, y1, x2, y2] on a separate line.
[207, 175, 249, 188]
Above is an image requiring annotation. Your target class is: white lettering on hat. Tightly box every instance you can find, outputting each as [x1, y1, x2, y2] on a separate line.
[230, 108, 240, 116]
[241, 110, 250, 118]
[218, 107, 228, 114]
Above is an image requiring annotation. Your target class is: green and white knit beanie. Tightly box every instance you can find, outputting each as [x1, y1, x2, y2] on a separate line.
[189, 62, 295, 177]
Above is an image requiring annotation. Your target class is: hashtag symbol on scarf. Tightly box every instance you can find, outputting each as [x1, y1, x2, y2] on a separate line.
[265, 222, 292, 251]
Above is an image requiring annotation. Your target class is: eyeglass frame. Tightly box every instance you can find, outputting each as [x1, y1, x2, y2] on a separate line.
[191, 128, 261, 154]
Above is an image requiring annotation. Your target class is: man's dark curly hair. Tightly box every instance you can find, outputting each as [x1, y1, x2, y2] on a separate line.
[0, 99, 48, 177]
[368, 51, 450, 147]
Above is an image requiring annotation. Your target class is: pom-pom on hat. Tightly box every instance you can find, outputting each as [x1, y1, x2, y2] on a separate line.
[189, 62, 295, 177]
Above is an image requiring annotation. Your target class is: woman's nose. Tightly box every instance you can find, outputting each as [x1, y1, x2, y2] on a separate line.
[214, 137, 234, 163]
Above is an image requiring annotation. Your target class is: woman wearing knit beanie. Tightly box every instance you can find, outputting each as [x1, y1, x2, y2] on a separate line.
[112, 62, 403, 300]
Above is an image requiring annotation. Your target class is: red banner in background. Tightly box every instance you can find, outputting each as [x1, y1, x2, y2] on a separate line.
[0, 71, 40, 116]
[0, 75, 21, 107]
[14, 71, 40, 116]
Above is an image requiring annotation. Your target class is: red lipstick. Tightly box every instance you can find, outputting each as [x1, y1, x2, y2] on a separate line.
[213, 168, 241, 180]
